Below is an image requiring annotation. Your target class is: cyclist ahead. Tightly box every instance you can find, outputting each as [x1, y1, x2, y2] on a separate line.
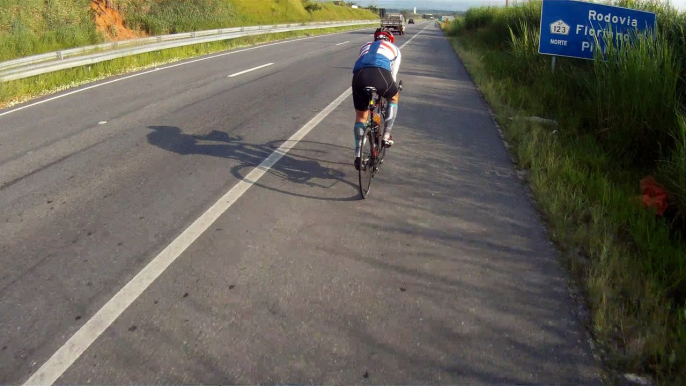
[351, 28, 402, 170]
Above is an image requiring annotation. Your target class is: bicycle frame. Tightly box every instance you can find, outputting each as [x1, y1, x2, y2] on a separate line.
[366, 90, 386, 169]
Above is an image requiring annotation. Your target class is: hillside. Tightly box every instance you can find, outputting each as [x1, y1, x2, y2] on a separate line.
[0, 0, 378, 61]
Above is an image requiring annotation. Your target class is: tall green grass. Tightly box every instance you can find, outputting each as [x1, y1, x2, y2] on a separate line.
[444, 2, 686, 383]
[122, 0, 377, 35]
[0, 0, 103, 61]
[591, 30, 682, 162]
[659, 115, 686, 223]
[125, 0, 240, 35]
[228, 0, 378, 25]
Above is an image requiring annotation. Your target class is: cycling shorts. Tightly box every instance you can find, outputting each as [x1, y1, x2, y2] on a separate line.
[351, 67, 398, 112]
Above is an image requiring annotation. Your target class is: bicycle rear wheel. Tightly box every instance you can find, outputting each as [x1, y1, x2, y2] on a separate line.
[358, 126, 374, 198]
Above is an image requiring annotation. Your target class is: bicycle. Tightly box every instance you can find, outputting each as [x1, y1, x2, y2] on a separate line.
[358, 80, 402, 199]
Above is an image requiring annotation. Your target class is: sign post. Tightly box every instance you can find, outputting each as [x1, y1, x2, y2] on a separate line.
[538, 0, 656, 62]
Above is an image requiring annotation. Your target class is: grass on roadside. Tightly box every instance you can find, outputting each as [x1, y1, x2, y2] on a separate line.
[124, 0, 240, 36]
[443, 14, 686, 386]
[0, 0, 102, 61]
[227, 0, 378, 25]
[0, 24, 371, 109]
[125, 0, 377, 36]
[0, 0, 378, 61]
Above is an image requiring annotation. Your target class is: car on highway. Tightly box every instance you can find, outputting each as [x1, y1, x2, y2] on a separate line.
[408, 19, 415, 24]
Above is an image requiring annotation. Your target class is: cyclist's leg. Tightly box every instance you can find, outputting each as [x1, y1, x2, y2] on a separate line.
[351, 69, 372, 169]
[384, 92, 399, 145]
[378, 69, 400, 146]
[353, 108, 367, 168]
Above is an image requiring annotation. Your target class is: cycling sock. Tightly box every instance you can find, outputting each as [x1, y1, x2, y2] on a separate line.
[354, 122, 365, 157]
[384, 103, 398, 139]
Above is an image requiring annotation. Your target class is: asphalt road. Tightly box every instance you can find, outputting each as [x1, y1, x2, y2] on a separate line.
[0, 22, 601, 384]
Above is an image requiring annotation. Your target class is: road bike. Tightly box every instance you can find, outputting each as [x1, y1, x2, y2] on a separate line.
[358, 80, 402, 199]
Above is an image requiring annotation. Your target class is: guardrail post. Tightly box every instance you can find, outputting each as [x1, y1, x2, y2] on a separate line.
[191, 32, 196, 38]
[57, 51, 64, 60]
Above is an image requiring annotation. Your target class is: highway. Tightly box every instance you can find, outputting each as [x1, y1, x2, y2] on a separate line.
[0, 22, 600, 384]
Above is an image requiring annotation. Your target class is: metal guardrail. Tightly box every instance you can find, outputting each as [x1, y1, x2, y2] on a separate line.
[0, 19, 378, 82]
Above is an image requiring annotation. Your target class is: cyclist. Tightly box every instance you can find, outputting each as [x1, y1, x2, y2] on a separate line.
[351, 28, 402, 170]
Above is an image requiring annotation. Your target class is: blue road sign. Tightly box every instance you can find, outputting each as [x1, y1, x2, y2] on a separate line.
[538, 0, 656, 60]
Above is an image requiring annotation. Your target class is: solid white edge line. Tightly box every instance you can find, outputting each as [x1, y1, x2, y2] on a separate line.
[21, 87, 352, 386]
[228, 63, 274, 78]
[0, 26, 375, 119]
[21, 23, 432, 386]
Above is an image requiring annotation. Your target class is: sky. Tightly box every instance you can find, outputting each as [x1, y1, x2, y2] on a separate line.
[351, 0, 686, 12]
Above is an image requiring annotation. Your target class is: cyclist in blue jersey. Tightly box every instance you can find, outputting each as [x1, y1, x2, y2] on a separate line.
[351, 28, 402, 171]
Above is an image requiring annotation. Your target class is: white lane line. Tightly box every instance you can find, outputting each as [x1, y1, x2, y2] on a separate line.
[21, 24, 430, 386]
[0, 27, 374, 119]
[399, 22, 431, 49]
[336, 41, 350, 46]
[228, 63, 274, 78]
[21, 87, 352, 386]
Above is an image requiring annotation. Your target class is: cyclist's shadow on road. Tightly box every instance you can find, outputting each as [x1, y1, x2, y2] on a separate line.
[146, 126, 360, 201]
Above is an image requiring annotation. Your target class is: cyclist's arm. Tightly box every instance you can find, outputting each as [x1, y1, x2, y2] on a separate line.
[391, 49, 402, 83]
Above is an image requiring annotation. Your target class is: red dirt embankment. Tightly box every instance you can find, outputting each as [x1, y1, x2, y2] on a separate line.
[90, 0, 142, 41]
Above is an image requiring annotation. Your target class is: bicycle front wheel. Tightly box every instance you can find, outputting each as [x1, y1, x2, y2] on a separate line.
[358, 126, 374, 199]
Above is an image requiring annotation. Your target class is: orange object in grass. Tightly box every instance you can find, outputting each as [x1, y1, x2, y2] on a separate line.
[640, 176, 669, 216]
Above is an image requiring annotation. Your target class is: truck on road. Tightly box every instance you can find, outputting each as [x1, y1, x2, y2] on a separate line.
[378, 9, 405, 35]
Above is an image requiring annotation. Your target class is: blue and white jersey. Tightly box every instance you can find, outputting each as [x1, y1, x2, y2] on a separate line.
[352, 40, 402, 81]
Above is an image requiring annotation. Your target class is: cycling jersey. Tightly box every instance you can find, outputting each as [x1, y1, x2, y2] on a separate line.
[352, 40, 402, 81]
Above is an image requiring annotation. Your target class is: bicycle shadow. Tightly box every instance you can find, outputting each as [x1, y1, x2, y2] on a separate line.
[146, 126, 361, 201]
